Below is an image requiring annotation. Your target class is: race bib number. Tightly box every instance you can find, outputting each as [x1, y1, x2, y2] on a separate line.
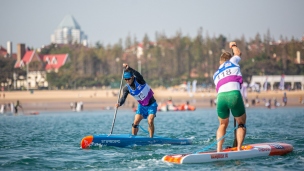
[138, 92, 146, 100]
[217, 69, 232, 80]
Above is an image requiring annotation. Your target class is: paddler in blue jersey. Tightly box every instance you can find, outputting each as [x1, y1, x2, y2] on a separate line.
[115, 63, 158, 138]
[213, 42, 247, 152]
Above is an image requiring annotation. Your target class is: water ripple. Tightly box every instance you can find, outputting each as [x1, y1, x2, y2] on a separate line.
[0, 108, 303, 170]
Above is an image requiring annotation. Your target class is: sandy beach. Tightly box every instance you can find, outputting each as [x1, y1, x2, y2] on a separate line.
[0, 88, 304, 112]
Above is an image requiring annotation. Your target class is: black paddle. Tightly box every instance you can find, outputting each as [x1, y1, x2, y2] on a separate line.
[232, 45, 237, 148]
[233, 119, 237, 147]
[109, 68, 125, 134]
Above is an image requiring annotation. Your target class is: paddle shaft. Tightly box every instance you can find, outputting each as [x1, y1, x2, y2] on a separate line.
[233, 119, 237, 147]
[109, 68, 125, 134]
[232, 46, 237, 147]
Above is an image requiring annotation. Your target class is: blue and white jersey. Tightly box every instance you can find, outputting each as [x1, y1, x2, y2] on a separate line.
[213, 56, 243, 93]
[127, 78, 154, 106]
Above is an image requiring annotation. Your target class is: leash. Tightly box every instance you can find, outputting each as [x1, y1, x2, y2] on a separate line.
[195, 125, 239, 153]
[138, 125, 162, 138]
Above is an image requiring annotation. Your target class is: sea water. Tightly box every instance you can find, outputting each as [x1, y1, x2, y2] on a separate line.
[0, 107, 303, 170]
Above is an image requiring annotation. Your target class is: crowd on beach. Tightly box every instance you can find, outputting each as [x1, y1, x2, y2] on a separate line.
[1, 89, 304, 115]
[70, 101, 84, 112]
[0, 100, 22, 115]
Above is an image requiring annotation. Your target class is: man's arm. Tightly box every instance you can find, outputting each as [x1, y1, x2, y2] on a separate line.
[230, 42, 241, 57]
[128, 67, 145, 84]
[229, 42, 242, 64]
[117, 86, 129, 106]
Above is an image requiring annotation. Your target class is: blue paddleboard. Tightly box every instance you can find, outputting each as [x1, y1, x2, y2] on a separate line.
[81, 134, 192, 148]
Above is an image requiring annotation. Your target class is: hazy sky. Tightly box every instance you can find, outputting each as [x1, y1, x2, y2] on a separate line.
[1, 0, 303, 52]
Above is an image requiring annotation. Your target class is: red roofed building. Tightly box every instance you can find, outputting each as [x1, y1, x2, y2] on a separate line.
[14, 47, 69, 89]
[0, 46, 17, 59]
[14, 50, 43, 70]
[0, 46, 8, 57]
[41, 54, 69, 72]
[14, 50, 69, 72]
[123, 42, 157, 60]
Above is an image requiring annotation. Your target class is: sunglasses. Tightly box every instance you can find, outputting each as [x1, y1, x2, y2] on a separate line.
[125, 78, 131, 81]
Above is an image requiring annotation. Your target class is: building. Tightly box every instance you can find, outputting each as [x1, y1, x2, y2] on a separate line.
[0, 41, 17, 58]
[250, 75, 304, 91]
[51, 15, 88, 46]
[14, 44, 69, 89]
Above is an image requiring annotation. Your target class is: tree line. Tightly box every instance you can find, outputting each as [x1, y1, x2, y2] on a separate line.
[1, 29, 303, 90]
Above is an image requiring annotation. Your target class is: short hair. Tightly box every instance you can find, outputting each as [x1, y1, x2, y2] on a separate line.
[220, 52, 232, 62]
[124, 68, 131, 73]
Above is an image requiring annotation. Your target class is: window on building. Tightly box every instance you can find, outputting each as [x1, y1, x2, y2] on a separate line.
[45, 57, 50, 64]
[52, 57, 57, 64]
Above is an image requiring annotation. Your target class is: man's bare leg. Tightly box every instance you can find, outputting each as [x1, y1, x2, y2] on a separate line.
[217, 117, 229, 152]
[147, 114, 155, 138]
[132, 114, 143, 135]
[235, 113, 247, 151]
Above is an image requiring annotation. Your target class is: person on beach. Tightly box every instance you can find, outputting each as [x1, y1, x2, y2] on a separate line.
[14, 100, 23, 114]
[283, 92, 287, 106]
[213, 42, 247, 152]
[115, 63, 158, 138]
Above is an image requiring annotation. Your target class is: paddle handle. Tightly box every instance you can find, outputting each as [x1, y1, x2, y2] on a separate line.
[109, 68, 125, 134]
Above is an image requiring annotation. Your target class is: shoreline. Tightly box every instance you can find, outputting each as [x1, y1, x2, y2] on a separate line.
[0, 89, 303, 112]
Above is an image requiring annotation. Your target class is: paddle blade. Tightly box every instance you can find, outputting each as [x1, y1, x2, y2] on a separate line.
[81, 135, 93, 149]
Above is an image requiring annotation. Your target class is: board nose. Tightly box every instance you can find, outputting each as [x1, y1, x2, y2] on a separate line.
[81, 135, 93, 149]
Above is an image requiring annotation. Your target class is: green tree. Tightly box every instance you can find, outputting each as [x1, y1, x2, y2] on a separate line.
[0, 57, 25, 90]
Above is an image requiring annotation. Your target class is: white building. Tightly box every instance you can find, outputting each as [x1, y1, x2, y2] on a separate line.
[51, 15, 88, 46]
[250, 75, 304, 91]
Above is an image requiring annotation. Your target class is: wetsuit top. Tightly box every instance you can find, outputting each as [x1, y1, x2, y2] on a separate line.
[213, 56, 243, 93]
[118, 67, 156, 106]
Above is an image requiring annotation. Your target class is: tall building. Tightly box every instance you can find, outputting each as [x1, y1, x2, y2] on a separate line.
[51, 15, 88, 46]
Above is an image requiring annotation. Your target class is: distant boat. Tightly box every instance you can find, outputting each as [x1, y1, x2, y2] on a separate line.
[157, 103, 196, 112]
[176, 104, 196, 111]
[157, 104, 178, 112]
